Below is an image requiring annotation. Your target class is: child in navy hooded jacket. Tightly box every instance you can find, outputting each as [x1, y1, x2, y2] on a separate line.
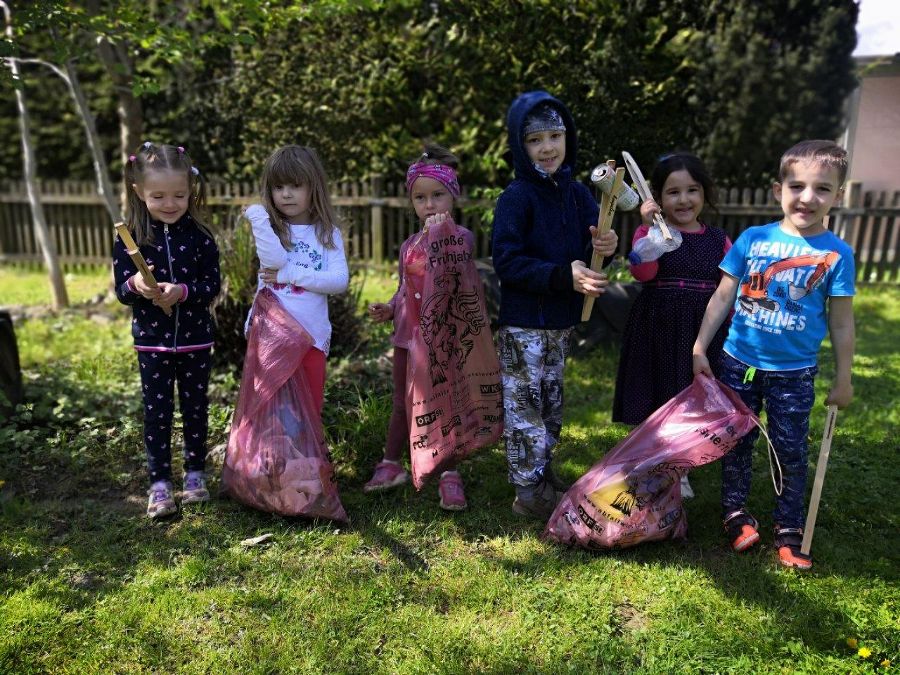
[492, 90, 618, 519]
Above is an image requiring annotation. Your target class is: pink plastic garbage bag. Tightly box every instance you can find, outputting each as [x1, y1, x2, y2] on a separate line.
[405, 217, 503, 488]
[544, 374, 756, 550]
[222, 288, 347, 521]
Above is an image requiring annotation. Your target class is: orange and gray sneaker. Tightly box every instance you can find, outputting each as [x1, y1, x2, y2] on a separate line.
[723, 509, 760, 552]
[774, 526, 812, 570]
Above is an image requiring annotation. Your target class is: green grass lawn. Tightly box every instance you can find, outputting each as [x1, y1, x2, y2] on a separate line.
[0, 267, 112, 307]
[1, 270, 897, 673]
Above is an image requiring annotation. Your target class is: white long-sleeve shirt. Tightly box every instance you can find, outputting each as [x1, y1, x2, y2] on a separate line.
[246, 205, 349, 354]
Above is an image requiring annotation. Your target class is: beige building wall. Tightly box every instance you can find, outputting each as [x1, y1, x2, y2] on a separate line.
[843, 58, 900, 193]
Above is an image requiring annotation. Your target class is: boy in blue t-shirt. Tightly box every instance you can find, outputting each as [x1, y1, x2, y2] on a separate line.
[692, 140, 855, 570]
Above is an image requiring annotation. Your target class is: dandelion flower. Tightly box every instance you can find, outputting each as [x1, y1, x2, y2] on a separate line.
[880, 659, 890, 668]
[846, 638, 858, 649]
[858, 647, 872, 659]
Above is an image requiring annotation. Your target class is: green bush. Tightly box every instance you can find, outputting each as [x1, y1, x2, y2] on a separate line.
[211, 218, 258, 374]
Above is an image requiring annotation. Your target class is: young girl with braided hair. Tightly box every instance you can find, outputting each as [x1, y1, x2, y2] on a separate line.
[113, 142, 220, 518]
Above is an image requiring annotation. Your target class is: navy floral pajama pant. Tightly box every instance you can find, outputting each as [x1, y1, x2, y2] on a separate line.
[137, 349, 212, 484]
[718, 352, 818, 530]
[498, 326, 571, 496]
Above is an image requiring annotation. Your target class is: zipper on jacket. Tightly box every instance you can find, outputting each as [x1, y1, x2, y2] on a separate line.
[163, 223, 179, 351]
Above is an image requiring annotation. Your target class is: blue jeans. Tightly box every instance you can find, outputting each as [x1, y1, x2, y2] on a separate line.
[718, 352, 817, 529]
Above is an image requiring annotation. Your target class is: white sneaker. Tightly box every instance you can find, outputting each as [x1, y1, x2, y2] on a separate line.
[680, 475, 695, 500]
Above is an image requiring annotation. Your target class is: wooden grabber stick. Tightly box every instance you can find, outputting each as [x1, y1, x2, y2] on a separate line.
[581, 161, 625, 322]
[800, 404, 838, 556]
[114, 222, 171, 316]
[621, 151, 673, 241]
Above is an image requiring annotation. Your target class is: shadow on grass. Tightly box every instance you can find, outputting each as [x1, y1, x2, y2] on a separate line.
[2, 286, 896, 669]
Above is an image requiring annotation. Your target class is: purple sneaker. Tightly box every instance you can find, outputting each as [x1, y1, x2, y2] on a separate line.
[182, 472, 210, 505]
[147, 482, 177, 519]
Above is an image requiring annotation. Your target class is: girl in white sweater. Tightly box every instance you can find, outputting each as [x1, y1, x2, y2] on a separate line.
[244, 145, 349, 417]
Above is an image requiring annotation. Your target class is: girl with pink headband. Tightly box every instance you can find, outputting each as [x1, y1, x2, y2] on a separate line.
[365, 144, 502, 510]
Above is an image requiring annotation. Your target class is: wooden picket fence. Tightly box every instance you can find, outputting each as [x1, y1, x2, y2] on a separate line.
[0, 179, 898, 283]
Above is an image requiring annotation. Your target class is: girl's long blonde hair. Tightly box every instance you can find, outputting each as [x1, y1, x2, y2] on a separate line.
[259, 145, 340, 250]
[124, 142, 209, 246]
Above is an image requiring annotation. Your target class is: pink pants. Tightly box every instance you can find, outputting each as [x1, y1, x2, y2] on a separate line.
[384, 347, 409, 461]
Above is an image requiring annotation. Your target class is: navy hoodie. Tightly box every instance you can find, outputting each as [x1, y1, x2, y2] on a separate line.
[491, 90, 600, 329]
[113, 214, 221, 350]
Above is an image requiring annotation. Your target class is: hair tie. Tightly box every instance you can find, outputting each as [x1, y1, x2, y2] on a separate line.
[142, 141, 152, 149]
[128, 155, 136, 162]
[177, 146, 185, 154]
[191, 166, 200, 176]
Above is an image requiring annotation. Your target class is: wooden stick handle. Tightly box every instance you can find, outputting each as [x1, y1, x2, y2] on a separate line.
[115, 222, 172, 316]
[800, 405, 838, 555]
[581, 165, 624, 322]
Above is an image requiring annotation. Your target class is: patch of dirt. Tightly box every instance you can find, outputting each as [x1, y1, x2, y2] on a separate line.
[4, 290, 124, 325]
[615, 601, 649, 633]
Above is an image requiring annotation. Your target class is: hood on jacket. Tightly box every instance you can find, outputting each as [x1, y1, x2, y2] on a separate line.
[506, 90, 578, 183]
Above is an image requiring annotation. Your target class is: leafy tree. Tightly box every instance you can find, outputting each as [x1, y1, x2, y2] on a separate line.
[183, 1, 701, 186]
[689, 0, 859, 184]
[186, 0, 857, 189]
[0, 25, 118, 182]
[2, 1, 68, 308]
[0, 0, 860, 191]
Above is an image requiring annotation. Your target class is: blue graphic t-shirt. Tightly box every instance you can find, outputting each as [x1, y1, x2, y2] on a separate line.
[720, 222, 855, 370]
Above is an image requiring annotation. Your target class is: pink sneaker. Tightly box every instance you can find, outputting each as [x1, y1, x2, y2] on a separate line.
[363, 460, 409, 493]
[438, 471, 467, 511]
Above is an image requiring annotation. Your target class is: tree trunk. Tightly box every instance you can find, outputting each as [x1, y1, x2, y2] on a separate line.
[99, 36, 144, 163]
[61, 57, 122, 223]
[94, 30, 143, 171]
[3, 2, 68, 309]
[87, 0, 144, 204]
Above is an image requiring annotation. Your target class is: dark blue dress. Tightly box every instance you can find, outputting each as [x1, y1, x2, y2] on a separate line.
[613, 225, 730, 425]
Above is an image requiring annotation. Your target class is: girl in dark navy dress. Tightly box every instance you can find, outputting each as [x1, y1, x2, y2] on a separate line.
[612, 153, 731, 497]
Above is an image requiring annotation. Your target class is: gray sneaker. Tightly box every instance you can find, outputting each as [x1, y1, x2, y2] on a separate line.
[544, 464, 572, 492]
[147, 482, 177, 519]
[512, 483, 562, 520]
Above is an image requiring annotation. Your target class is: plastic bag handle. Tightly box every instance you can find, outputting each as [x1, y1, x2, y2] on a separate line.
[750, 417, 783, 496]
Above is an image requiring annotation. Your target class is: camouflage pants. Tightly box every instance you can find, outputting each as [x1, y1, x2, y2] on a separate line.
[718, 352, 817, 529]
[498, 326, 572, 491]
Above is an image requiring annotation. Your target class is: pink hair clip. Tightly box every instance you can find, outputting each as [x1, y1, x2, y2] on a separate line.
[177, 146, 185, 154]
[128, 155, 136, 162]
